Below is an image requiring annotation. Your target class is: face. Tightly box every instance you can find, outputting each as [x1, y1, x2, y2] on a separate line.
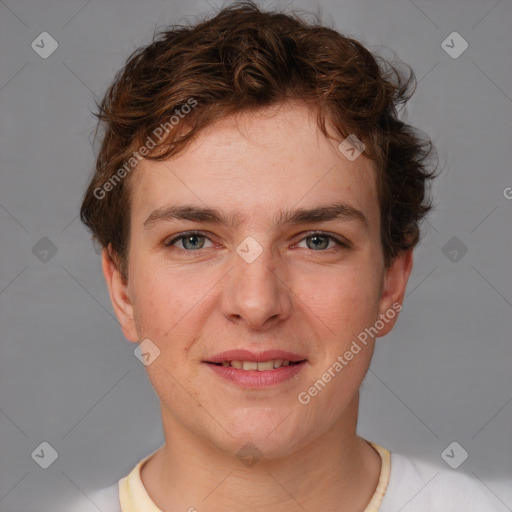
[104, 102, 412, 460]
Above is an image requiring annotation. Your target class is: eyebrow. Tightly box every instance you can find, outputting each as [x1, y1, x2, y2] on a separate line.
[143, 202, 368, 231]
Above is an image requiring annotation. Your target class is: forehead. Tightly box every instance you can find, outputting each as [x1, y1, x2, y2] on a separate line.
[130, 102, 379, 230]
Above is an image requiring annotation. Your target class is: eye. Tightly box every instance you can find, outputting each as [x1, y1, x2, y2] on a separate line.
[164, 231, 215, 251]
[163, 230, 351, 253]
[296, 232, 350, 251]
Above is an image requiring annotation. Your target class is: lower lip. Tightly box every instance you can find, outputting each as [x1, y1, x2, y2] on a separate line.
[205, 361, 307, 388]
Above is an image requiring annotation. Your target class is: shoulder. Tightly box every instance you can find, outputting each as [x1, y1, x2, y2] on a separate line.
[66, 483, 120, 512]
[65, 449, 159, 512]
[379, 451, 508, 512]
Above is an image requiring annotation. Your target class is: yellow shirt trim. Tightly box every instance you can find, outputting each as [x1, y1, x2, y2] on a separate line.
[118, 441, 391, 512]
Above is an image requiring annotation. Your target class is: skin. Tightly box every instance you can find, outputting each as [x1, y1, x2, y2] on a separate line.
[103, 101, 413, 512]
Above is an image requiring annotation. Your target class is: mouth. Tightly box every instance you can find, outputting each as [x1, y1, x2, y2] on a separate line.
[205, 349, 307, 365]
[207, 359, 306, 370]
[203, 350, 308, 388]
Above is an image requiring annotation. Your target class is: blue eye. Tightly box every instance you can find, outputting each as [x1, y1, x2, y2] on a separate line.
[164, 232, 213, 251]
[297, 232, 350, 251]
[163, 231, 350, 252]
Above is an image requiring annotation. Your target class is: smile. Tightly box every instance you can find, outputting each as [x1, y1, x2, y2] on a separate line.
[205, 359, 308, 388]
[210, 359, 304, 370]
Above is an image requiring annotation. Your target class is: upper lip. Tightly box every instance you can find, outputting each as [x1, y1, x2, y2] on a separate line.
[206, 349, 307, 363]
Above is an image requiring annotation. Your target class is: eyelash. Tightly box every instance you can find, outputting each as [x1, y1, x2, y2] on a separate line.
[163, 230, 351, 253]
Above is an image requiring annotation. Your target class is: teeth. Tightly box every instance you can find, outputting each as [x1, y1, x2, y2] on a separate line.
[220, 359, 295, 370]
[257, 360, 274, 371]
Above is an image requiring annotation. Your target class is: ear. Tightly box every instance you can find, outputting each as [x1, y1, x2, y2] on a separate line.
[376, 249, 413, 338]
[102, 246, 139, 343]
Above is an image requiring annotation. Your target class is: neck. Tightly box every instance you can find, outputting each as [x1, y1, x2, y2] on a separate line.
[141, 396, 381, 512]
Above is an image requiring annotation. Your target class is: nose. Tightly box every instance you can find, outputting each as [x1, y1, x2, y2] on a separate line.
[221, 242, 292, 331]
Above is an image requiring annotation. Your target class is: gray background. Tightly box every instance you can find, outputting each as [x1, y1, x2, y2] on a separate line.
[1, 0, 511, 510]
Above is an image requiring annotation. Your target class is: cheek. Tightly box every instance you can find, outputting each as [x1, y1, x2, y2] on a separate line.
[295, 265, 382, 337]
[130, 261, 218, 355]
[131, 254, 178, 312]
[130, 267, 182, 341]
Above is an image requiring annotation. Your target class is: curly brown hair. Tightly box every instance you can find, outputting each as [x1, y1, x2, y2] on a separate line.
[80, 1, 437, 279]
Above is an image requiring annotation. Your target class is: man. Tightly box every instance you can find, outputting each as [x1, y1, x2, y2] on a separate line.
[75, 2, 504, 510]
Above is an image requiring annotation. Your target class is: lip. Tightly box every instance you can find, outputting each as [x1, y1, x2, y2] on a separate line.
[205, 360, 307, 388]
[205, 349, 307, 364]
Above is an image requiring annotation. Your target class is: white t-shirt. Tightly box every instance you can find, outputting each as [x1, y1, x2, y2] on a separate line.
[69, 443, 508, 511]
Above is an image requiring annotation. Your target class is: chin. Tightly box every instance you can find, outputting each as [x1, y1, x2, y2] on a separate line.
[217, 411, 308, 460]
